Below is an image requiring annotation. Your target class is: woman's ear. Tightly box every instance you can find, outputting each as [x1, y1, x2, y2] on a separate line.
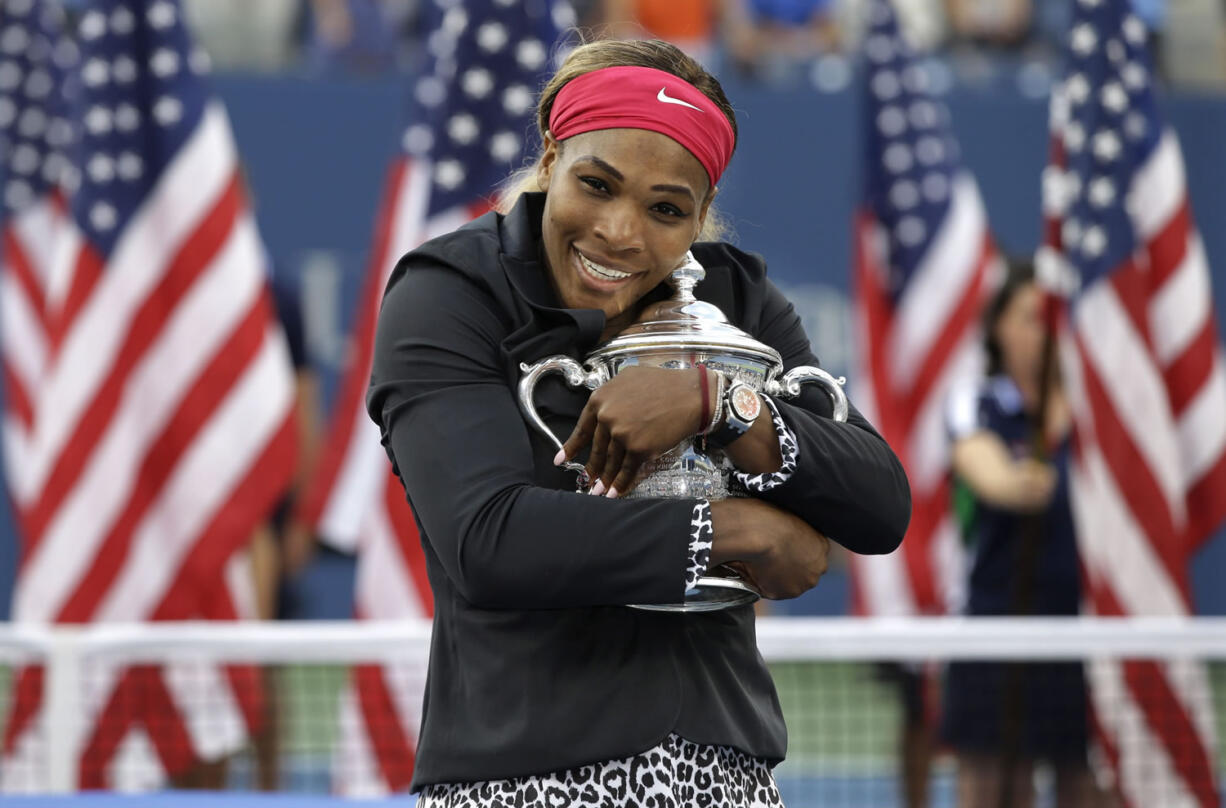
[536, 133, 559, 192]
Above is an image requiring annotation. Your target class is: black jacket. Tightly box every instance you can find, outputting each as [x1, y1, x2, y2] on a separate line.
[367, 192, 910, 791]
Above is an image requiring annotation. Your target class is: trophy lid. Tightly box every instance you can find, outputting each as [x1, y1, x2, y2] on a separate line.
[589, 252, 782, 366]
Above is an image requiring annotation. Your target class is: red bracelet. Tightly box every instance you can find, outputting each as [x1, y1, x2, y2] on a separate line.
[697, 363, 710, 434]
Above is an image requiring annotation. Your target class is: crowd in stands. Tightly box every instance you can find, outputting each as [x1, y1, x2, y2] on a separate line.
[175, 0, 1226, 91]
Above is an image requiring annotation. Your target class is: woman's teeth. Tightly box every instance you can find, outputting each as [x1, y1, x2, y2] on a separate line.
[578, 252, 631, 281]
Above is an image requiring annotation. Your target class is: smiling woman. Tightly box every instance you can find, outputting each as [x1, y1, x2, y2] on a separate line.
[366, 38, 911, 807]
[537, 127, 712, 338]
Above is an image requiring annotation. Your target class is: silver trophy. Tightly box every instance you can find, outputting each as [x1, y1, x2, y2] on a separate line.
[518, 253, 848, 612]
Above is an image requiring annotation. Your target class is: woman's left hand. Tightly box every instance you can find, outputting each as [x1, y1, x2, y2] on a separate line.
[558, 366, 704, 496]
[708, 498, 831, 600]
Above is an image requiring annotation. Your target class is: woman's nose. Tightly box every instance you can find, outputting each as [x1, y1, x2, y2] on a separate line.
[593, 202, 645, 253]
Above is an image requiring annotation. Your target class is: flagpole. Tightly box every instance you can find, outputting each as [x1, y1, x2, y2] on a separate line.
[996, 261, 1061, 808]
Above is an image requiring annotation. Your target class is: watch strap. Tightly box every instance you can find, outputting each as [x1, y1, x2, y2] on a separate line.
[706, 381, 756, 449]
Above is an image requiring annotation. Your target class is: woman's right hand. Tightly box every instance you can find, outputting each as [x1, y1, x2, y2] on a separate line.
[708, 498, 830, 600]
[1008, 457, 1057, 513]
[558, 365, 710, 497]
[952, 432, 1057, 514]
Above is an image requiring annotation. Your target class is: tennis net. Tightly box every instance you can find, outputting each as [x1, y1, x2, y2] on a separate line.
[1, 617, 1223, 805]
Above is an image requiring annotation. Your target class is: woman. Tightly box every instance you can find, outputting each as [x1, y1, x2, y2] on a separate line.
[368, 38, 910, 805]
[940, 260, 1110, 807]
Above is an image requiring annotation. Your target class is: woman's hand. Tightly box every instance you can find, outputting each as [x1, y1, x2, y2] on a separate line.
[952, 432, 1057, 514]
[708, 498, 830, 600]
[558, 366, 706, 496]
[1007, 457, 1058, 513]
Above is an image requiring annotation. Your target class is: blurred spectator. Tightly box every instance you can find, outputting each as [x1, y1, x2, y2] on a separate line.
[945, 0, 1033, 49]
[589, 0, 844, 75]
[939, 258, 1115, 807]
[304, 0, 418, 74]
[182, 0, 302, 72]
[737, 0, 843, 70]
[182, 0, 1226, 90]
[249, 261, 326, 790]
[1157, 0, 1226, 90]
[835, 0, 949, 56]
[588, 0, 733, 66]
[184, 0, 422, 75]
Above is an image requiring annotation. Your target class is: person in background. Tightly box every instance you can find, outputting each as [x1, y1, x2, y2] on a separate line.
[368, 37, 910, 805]
[305, 0, 417, 73]
[738, 0, 842, 66]
[940, 258, 1114, 807]
[944, 0, 1033, 48]
[247, 263, 325, 790]
[591, 0, 761, 68]
[592, 0, 844, 75]
[1153, 0, 1226, 89]
[181, 0, 302, 71]
[874, 661, 935, 808]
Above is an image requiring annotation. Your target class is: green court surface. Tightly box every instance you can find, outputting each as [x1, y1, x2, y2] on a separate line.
[2, 659, 1224, 803]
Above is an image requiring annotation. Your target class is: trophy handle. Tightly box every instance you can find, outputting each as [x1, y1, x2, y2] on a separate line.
[517, 356, 607, 488]
[765, 365, 849, 423]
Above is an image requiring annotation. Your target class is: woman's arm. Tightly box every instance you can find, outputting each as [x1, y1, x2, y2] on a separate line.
[708, 498, 832, 600]
[742, 277, 911, 555]
[951, 431, 1056, 513]
[370, 260, 697, 610]
[554, 260, 909, 557]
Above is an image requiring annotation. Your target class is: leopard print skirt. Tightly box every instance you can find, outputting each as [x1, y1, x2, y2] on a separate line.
[417, 733, 784, 807]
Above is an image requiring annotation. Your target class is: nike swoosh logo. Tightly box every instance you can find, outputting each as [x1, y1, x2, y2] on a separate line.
[657, 87, 703, 112]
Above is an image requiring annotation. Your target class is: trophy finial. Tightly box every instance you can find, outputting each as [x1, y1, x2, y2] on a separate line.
[669, 251, 706, 303]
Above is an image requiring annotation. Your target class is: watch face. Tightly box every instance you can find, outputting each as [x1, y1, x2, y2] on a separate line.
[729, 384, 761, 422]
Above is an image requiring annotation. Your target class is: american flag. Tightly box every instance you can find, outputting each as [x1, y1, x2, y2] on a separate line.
[1041, 0, 1225, 804]
[293, 0, 573, 794]
[849, 0, 999, 618]
[1, 0, 75, 492]
[1, 0, 297, 789]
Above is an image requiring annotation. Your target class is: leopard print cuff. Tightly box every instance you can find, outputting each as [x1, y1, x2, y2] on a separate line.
[733, 396, 798, 493]
[686, 499, 713, 591]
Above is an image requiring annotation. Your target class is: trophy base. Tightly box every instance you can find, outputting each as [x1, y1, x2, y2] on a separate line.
[628, 574, 760, 613]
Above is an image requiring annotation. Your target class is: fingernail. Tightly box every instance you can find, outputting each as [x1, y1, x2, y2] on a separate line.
[553, 449, 566, 466]
[590, 480, 606, 496]
[605, 486, 618, 499]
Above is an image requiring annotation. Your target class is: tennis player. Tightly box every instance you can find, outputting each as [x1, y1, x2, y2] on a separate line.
[367, 38, 910, 806]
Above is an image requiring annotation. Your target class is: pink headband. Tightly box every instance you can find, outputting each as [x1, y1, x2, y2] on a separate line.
[548, 66, 735, 187]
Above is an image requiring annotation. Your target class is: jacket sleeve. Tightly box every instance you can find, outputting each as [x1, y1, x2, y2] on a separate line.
[367, 259, 696, 610]
[748, 278, 911, 555]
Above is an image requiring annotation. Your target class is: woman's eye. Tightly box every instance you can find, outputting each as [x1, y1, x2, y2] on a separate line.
[653, 203, 686, 218]
[580, 176, 609, 193]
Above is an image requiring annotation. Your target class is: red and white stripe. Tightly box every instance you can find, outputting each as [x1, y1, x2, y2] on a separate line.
[330, 473, 433, 796]
[1, 192, 68, 508]
[300, 157, 483, 795]
[1, 103, 297, 790]
[851, 172, 998, 617]
[1046, 129, 1224, 807]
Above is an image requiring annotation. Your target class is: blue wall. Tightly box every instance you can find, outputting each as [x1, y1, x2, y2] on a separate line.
[2, 68, 1223, 618]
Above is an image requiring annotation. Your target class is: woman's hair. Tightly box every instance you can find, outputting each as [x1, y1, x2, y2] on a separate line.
[497, 38, 738, 242]
[983, 255, 1036, 376]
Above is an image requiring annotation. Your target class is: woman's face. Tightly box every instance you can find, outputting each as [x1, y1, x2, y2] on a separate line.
[994, 281, 1046, 382]
[536, 127, 713, 331]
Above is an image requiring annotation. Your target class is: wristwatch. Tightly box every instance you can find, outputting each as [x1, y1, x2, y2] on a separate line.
[706, 380, 762, 448]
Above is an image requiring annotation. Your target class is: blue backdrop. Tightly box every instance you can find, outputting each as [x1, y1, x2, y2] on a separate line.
[2, 67, 1223, 618]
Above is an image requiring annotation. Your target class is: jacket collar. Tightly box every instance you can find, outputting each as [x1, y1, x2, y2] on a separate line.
[495, 191, 686, 354]
[496, 192, 606, 355]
